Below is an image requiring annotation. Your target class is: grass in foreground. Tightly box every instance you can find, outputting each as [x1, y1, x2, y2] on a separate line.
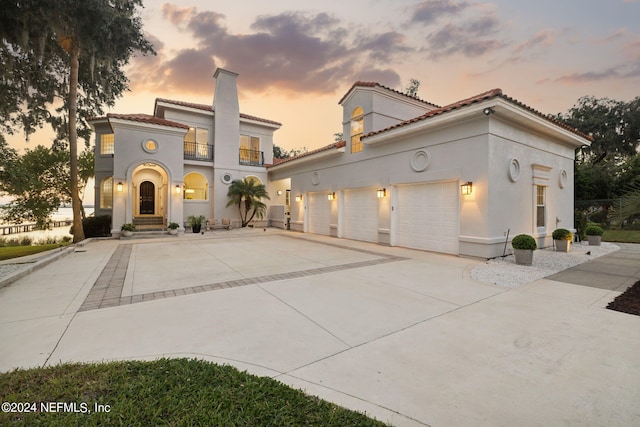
[0, 358, 388, 426]
[0, 243, 69, 261]
[602, 229, 640, 244]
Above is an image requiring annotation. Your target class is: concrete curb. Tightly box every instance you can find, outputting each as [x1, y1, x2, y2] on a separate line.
[0, 238, 93, 290]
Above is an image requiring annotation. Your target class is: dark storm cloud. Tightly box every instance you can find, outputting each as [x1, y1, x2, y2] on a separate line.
[425, 17, 504, 58]
[131, 6, 410, 96]
[411, 0, 469, 25]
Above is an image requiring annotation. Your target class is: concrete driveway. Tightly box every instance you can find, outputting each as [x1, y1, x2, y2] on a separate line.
[1, 230, 638, 426]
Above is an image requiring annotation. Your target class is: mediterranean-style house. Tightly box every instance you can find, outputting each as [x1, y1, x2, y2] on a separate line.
[90, 68, 591, 258]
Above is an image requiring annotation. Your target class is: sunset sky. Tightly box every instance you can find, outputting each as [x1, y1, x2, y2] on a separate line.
[8, 0, 640, 154]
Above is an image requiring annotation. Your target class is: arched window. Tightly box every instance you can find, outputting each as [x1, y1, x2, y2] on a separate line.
[350, 107, 364, 153]
[100, 177, 113, 208]
[183, 172, 209, 200]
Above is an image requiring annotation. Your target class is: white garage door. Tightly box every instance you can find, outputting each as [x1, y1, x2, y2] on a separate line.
[395, 181, 459, 254]
[343, 188, 378, 242]
[307, 192, 331, 235]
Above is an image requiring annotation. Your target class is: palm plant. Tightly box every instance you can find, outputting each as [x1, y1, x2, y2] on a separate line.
[226, 178, 270, 227]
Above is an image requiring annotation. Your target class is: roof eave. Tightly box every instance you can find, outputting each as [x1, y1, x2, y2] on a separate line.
[107, 117, 189, 133]
[268, 146, 345, 171]
[363, 97, 591, 148]
[239, 116, 282, 129]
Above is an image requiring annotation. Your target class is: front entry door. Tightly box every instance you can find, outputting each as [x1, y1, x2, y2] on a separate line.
[139, 181, 155, 214]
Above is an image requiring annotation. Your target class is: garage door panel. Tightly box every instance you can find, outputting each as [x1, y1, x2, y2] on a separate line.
[395, 182, 459, 254]
[308, 192, 330, 235]
[343, 188, 378, 243]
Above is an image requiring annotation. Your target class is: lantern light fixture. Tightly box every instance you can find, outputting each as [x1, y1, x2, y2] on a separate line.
[377, 188, 386, 198]
[116, 182, 123, 192]
[295, 194, 302, 202]
[327, 192, 336, 201]
[461, 181, 473, 195]
[175, 185, 181, 194]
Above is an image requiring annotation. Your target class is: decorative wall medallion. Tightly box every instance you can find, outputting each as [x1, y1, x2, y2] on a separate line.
[410, 150, 430, 172]
[221, 173, 233, 184]
[142, 139, 158, 153]
[508, 158, 521, 182]
[311, 171, 320, 186]
[559, 168, 568, 189]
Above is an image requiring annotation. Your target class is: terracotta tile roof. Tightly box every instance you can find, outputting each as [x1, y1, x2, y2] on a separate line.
[267, 140, 346, 168]
[363, 89, 593, 141]
[155, 98, 282, 126]
[338, 81, 440, 108]
[106, 113, 190, 129]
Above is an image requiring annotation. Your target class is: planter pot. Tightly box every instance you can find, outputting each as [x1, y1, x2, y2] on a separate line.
[587, 235, 601, 246]
[121, 230, 133, 237]
[192, 224, 202, 233]
[513, 249, 534, 266]
[555, 239, 571, 252]
[168, 228, 178, 235]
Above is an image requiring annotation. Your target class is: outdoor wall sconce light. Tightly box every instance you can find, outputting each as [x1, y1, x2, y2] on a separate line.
[175, 185, 181, 194]
[116, 182, 123, 192]
[483, 107, 495, 116]
[295, 194, 302, 202]
[277, 190, 282, 196]
[377, 188, 386, 198]
[327, 192, 336, 201]
[461, 181, 473, 195]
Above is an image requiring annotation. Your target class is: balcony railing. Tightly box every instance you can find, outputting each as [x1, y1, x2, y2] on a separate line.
[239, 148, 264, 166]
[184, 142, 214, 161]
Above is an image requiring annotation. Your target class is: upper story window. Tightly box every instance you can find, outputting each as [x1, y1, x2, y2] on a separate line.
[184, 127, 209, 145]
[100, 133, 114, 155]
[350, 107, 364, 153]
[240, 135, 263, 165]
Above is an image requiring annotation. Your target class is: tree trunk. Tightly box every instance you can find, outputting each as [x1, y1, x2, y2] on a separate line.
[69, 47, 85, 242]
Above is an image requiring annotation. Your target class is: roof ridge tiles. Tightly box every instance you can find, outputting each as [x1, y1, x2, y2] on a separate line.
[155, 98, 281, 126]
[338, 81, 440, 108]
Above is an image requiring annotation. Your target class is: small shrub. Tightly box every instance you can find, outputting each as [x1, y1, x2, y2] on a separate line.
[83, 215, 112, 237]
[552, 228, 573, 241]
[585, 225, 604, 236]
[20, 236, 33, 246]
[168, 222, 179, 230]
[121, 223, 135, 232]
[6, 238, 20, 247]
[62, 236, 72, 243]
[511, 234, 537, 250]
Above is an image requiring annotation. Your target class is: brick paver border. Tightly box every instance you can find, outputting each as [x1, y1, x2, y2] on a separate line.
[78, 235, 407, 312]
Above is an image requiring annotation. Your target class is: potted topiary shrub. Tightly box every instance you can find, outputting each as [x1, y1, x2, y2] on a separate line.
[187, 215, 205, 233]
[511, 234, 537, 265]
[585, 225, 603, 246]
[552, 228, 573, 252]
[121, 223, 135, 237]
[167, 222, 179, 235]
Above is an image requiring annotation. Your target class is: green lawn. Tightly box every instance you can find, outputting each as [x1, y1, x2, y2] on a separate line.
[0, 358, 388, 426]
[603, 229, 640, 244]
[0, 243, 69, 261]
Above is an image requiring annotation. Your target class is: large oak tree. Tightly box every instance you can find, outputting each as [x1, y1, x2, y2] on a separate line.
[1, 0, 154, 241]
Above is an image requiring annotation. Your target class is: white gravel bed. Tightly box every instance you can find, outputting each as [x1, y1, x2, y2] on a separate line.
[471, 242, 620, 288]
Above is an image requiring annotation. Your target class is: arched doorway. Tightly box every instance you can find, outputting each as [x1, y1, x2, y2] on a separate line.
[139, 181, 155, 214]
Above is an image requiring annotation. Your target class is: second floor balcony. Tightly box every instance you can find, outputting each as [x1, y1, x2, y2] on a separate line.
[184, 142, 213, 161]
[239, 148, 264, 166]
